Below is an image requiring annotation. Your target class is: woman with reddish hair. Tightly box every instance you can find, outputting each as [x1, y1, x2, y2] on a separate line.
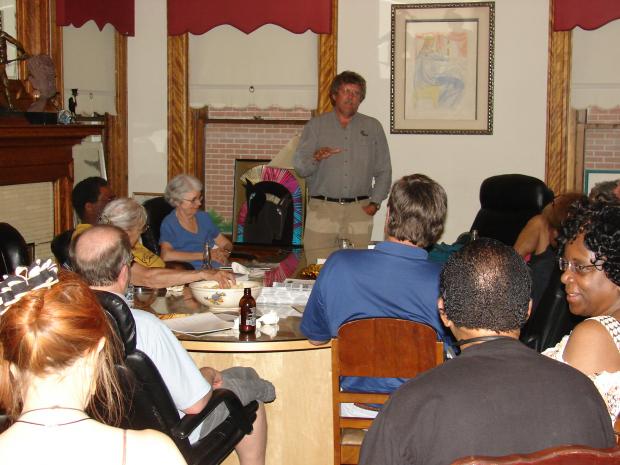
[0, 261, 187, 465]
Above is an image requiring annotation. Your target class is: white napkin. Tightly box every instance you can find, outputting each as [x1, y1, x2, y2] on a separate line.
[259, 310, 279, 325]
[166, 285, 185, 296]
[232, 309, 280, 329]
[231, 262, 250, 281]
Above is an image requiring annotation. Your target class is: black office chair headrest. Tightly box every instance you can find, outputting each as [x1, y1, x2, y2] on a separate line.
[94, 290, 137, 355]
[479, 174, 554, 211]
[141, 196, 174, 255]
[51, 229, 74, 270]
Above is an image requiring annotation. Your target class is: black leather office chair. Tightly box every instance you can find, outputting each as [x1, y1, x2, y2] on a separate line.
[94, 290, 258, 465]
[0, 223, 29, 431]
[51, 229, 74, 269]
[141, 196, 173, 255]
[0, 222, 29, 276]
[520, 265, 583, 352]
[469, 174, 554, 246]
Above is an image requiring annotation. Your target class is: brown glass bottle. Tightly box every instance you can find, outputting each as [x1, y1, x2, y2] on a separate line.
[238, 287, 257, 333]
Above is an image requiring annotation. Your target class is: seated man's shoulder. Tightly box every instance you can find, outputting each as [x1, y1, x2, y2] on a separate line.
[130, 308, 169, 331]
[321, 248, 373, 271]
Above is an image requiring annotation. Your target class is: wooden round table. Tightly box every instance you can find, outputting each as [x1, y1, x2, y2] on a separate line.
[153, 289, 333, 465]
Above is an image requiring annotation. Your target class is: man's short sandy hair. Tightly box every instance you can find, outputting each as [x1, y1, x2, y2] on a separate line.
[329, 70, 366, 104]
[70, 225, 132, 287]
[386, 174, 447, 248]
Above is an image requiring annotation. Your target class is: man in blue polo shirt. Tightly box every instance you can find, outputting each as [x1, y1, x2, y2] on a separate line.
[300, 173, 451, 418]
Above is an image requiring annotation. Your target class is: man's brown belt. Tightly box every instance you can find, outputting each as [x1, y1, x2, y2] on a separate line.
[311, 195, 369, 203]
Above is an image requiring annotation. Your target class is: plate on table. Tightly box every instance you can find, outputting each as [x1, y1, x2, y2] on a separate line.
[208, 306, 241, 313]
[161, 313, 234, 335]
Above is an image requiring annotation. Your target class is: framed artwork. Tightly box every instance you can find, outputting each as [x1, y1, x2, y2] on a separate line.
[132, 192, 164, 204]
[584, 169, 620, 195]
[232, 159, 305, 246]
[73, 136, 107, 185]
[390, 2, 495, 135]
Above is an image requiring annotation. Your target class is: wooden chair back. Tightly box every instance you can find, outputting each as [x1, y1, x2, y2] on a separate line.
[332, 318, 444, 465]
[451, 445, 620, 464]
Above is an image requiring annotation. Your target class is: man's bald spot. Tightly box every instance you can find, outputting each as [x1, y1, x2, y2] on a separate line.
[74, 225, 126, 262]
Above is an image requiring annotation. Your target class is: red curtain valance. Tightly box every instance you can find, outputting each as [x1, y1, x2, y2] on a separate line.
[554, 0, 620, 31]
[167, 0, 332, 36]
[56, 0, 135, 36]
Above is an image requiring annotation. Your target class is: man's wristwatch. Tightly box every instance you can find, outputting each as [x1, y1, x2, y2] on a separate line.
[369, 201, 380, 210]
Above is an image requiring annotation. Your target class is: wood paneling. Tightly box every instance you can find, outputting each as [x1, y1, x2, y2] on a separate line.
[16, 0, 56, 95]
[187, 344, 333, 465]
[191, 106, 207, 187]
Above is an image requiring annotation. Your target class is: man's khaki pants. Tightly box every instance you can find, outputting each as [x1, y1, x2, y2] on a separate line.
[303, 198, 374, 265]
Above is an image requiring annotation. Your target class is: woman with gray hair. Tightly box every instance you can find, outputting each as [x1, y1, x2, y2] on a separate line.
[100, 198, 233, 289]
[160, 174, 233, 269]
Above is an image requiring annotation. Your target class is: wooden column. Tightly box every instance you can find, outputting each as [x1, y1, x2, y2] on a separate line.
[17, 0, 52, 55]
[317, 0, 338, 115]
[167, 33, 194, 180]
[105, 32, 129, 197]
[16, 0, 64, 98]
[545, 0, 572, 195]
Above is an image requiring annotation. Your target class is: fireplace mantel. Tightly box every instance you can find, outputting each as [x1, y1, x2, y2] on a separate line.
[0, 123, 105, 233]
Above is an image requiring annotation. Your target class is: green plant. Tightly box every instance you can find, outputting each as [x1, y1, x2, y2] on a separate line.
[207, 208, 232, 233]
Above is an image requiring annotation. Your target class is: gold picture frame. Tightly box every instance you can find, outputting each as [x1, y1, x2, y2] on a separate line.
[391, 2, 495, 135]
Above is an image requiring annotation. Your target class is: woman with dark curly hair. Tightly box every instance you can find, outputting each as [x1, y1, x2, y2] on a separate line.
[543, 199, 620, 421]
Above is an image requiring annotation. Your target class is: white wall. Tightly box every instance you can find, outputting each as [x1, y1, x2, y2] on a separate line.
[339, 0, 550, 242]
[571, 20, 620, 109]
[63, 22, 116, 115]
[0, 0, 18, 78]
[127, 0, 168, 195]
[189, 25, 318, 108]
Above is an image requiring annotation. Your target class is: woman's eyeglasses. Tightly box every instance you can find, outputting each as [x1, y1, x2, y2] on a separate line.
[558, 257, 602, 275]
[182, 195, 203, 205]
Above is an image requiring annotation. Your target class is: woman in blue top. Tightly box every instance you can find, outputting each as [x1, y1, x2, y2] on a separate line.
[160, 174, 232, 269]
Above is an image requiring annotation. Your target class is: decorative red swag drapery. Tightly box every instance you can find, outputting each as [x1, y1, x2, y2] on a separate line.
[554, 0, 620, 31]
[56, 0, 135, 36]
[167, 0, 332, 35]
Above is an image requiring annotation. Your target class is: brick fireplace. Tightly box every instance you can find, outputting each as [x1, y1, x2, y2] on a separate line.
[203, 106, 312, 229]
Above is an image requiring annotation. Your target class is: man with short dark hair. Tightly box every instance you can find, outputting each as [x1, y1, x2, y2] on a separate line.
[71, 176, 115, 231]
[359, 238, 615, 465]
[301, 174, 451, 418]
[71, 225, 274, 465]
[293, 70, 392, 264]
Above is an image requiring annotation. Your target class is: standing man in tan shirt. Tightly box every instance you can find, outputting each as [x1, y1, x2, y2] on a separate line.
[294, 71, 392, 264]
